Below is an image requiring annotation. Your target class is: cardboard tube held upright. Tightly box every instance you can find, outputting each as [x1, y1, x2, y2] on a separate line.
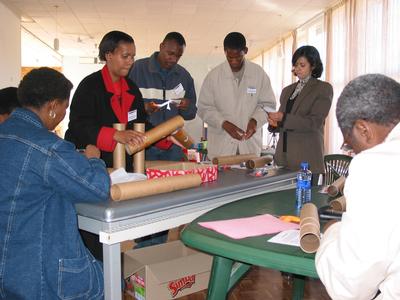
[110, 173, 202, 201]
[212, 153, 258, 165]
[299, 203, 321, 253]
[327, 176, 346, 197]
[113, 123, 126, 169]
[245, 155, 273, 169]
[172, 128, 195, 149]
[330, 195, 346, 212]
[133, 123, 145, 174]
[125, 115, 184, 155]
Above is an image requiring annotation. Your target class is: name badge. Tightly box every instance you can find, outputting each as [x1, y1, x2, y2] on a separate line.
[173, 83, 184, 96]
[128, 110, 137, 122]
[247, 87, 257, 95]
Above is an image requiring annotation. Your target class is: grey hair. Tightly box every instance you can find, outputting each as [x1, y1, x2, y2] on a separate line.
[336, 74, 400, 135]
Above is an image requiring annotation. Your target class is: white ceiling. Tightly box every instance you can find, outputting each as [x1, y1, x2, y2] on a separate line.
[2, 0, 338, 59]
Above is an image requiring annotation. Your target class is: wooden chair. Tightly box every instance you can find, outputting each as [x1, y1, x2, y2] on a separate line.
[324, 154, 353, 185]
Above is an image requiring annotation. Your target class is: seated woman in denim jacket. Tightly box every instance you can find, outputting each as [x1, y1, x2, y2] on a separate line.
[0, 67, 110, 300]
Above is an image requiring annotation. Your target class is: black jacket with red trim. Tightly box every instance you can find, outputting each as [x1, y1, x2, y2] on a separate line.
[65, 70, 147, 172]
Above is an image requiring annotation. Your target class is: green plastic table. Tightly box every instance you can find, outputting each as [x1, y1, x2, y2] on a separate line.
[181, 188, 330, 300]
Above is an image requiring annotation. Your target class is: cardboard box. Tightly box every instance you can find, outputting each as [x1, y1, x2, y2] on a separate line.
[123, 241, 212, 300]
[146, 162, 218, 183]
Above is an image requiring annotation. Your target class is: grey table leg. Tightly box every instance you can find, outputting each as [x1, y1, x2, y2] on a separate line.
[103, 243, 122, 300]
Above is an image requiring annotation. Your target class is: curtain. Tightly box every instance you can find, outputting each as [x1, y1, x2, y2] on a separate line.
[252, 0, 400, 150]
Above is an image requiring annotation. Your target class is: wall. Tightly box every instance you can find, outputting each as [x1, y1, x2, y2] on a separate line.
[61, 56, 103, 136]
[0, 2, 21, 87]
[21, 29, 62, 67]
[179, 53, 225, 143]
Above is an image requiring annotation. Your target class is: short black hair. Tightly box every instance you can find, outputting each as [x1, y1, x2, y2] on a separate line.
[292, 45, 323, 78]
[98, 31, 134, 61]
[0, 87, 20, 115]
[163, 32, 186, 47]
[223, 32, 246, 51]
[17, 67, 73, 109]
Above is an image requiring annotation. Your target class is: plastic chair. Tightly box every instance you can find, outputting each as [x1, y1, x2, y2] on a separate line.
[324, 154, 353, 185]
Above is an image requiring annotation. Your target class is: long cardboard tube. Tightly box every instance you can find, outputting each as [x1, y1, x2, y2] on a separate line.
[172, 128, 195, 149]
[125, 116, 184, 155]
[133, 123, 145, 174]
[113, 123, 126, 169]
[245, 155, 273, 169]
[330, 195, 346, 212]
[110, 173, 202, 201]
[299, 203, 321, 253]
[327, 176, 346, 197]
[212, 154, 258, 165]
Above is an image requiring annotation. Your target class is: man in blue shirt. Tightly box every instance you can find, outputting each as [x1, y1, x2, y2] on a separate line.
[129, 32, 197, 161]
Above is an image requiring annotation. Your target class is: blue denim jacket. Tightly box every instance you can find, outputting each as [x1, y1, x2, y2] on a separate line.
[0, 108, 110, 299]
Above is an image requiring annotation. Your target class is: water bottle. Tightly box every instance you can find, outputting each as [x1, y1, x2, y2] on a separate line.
[296, 162, 312, 211]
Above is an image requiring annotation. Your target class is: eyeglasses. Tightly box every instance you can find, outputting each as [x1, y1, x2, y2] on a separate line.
[340, 142, 353, 152]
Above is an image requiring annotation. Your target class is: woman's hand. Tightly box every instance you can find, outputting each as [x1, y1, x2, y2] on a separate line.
[267, 116, 278, 127]
[113, 130, 146, 146]
[268, 112, 284, 122]
[267, 112, 284, 127]
[84, 144, 101, 159]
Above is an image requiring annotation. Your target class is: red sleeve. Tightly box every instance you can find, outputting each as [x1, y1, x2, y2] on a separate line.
[154, 138, 173, 150]
[96, 126, 117, 152]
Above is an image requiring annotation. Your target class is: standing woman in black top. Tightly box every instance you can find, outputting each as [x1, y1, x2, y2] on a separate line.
[268, 46, 333, 183]
[65, 30, 146, 172]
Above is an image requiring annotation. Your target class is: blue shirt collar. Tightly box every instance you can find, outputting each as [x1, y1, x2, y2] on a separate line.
[12, 107, 45, 129]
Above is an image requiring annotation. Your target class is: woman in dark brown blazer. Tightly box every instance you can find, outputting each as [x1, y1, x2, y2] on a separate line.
[268, 45, 333, 183]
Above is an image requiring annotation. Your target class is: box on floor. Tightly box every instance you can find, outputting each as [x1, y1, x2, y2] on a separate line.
[123, 240, 212, 300]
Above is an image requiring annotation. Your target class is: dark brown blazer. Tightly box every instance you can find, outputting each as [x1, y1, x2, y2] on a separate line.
[273, 77, 333, 174]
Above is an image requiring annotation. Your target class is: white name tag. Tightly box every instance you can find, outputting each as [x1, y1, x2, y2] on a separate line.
[128, 110, 137, 122]
[173, 83, 184, 96]
[247, 87, 257, 94]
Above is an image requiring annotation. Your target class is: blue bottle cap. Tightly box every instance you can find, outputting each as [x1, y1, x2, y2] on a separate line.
[300, 162, 309, 169]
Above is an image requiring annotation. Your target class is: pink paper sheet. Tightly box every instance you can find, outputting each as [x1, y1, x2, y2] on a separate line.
[198, 214, 299, 239]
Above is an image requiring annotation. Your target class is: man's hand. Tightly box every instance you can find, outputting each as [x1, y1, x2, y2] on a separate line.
[244, 118, 257, 140]
[84, 144, 101, 159]
[222, 120, 245, 140]
[144, 102, 160, 114]
[113, 130, 146, 147]
[175, 98, 190, 110]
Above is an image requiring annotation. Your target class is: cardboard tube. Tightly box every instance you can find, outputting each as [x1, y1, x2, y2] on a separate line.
[212, 154, 258, 165]
[125, 116, 184, 155]
[330, 195, 346, 212]
[245, 155, 273, 169]
[327, 176, 346, 197]
[110, 173, 202, 201]
[300, 217, 320, 229]
[133, 123, 145, 174]
[113, 123, 126, 169]
[172, 129, 195, 149]
[300, 226, 321, 254]
[145, 160, 180, 168]
[300, 203, 319, 224]
[299, 203, 321, 253]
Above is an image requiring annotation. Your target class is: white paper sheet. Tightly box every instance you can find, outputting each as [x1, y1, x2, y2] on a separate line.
[268, 229, 300, 247]
[110, 168, 147, 185]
